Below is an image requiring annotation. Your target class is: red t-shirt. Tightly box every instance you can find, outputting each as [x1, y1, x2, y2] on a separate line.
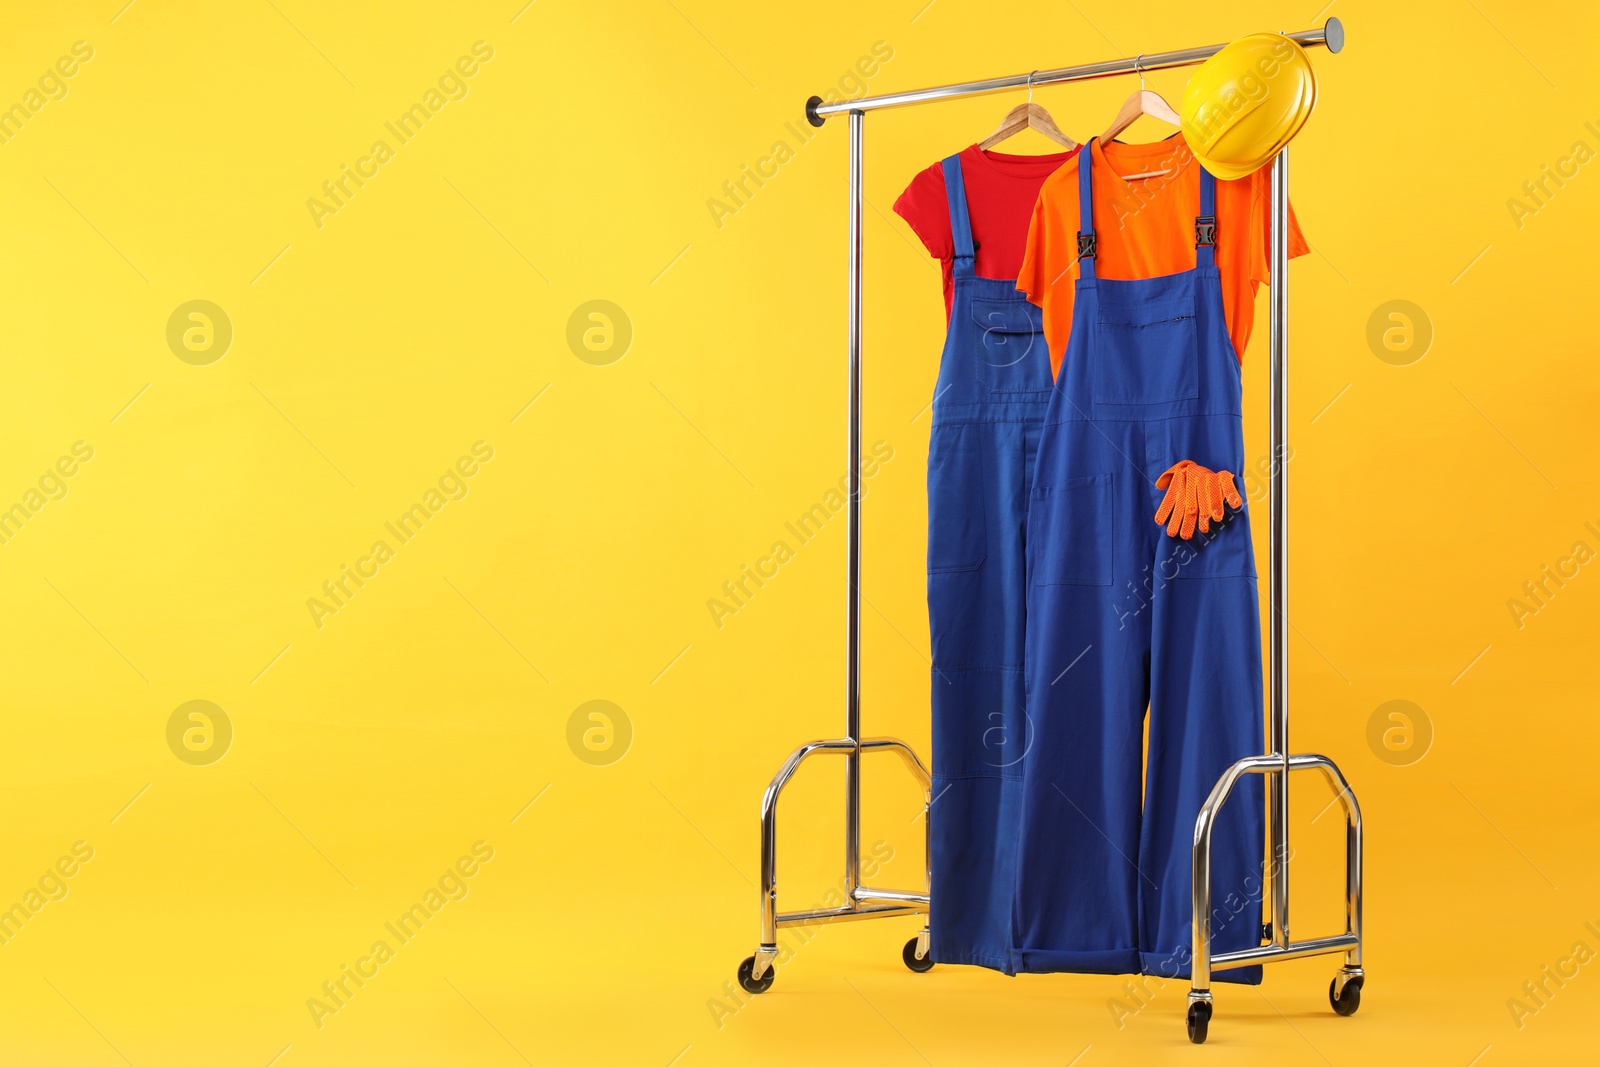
[893, 143, 1076, 318]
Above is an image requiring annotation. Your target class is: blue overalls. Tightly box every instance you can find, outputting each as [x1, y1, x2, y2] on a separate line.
[925, 153, 1056, 972]
[1012, 140, 1266, 983]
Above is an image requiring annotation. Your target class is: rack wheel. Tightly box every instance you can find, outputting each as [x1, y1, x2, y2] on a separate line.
[737, 955, 775, 995]
[1186, 1000, 1212, 1044]
[1330, 974, 1363, 1016]
[902, 936, 935, 973]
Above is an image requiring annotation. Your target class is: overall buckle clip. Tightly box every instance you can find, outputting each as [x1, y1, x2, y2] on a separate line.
[1076, 232, 1097, 259]
[1195, 215, 1217, 247]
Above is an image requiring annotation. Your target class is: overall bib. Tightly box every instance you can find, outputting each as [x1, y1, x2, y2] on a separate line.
[1013, 142, 1266, 982]
[925, 154, 1054, 971]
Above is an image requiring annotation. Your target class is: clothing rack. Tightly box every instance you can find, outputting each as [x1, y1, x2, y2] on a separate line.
[737, 19, 1362, 1044]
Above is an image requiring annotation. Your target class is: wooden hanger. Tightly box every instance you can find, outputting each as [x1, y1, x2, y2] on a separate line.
[1100, 56, 1183, 179]
[979, 71, 1077, 151]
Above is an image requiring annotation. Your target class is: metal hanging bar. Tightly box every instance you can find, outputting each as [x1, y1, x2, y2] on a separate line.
[804, 20, 1344, 124]
[740, 21, 1362, 1047]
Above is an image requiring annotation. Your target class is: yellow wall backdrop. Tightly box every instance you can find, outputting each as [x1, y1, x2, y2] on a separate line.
[1, 1, 1596, 1063]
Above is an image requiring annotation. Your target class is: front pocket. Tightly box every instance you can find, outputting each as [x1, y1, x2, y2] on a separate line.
[1091, 298, 1200, 405]
[970, 297, 1048, 386]
[1158, 500, 1255, 579]
[928, 434, 986, 573]
[1030, 473, 1113, 586]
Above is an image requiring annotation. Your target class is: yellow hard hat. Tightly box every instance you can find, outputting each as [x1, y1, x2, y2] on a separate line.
[1180, 32, 1318, 181]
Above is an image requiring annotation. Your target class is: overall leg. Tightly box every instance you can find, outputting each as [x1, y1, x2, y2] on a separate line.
[1141, 417, 1266, 984]
[928, 419, 1036, 971]
[1012, 422, 1149, 976]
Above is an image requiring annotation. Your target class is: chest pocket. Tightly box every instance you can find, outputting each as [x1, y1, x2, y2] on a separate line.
[970, 297, 1049, 391]
[1091, 294, 1199, 406]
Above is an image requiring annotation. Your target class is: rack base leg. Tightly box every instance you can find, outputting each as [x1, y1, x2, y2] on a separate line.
[1188, 752, 1365, 1042]
[738, 735, 933, 995]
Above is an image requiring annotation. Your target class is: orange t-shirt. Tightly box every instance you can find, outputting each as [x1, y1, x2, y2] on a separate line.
[1017, 136, 1308, 377]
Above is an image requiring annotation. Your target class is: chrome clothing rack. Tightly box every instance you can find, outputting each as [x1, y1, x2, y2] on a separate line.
[737, 19, 1360, 1044]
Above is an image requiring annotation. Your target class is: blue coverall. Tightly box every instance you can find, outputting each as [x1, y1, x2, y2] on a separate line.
[1012, 140, 1267, 983]
[925, 153, 1055, 972]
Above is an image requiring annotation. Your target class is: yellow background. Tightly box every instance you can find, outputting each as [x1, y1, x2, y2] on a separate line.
[1, 0, 1597, 1063]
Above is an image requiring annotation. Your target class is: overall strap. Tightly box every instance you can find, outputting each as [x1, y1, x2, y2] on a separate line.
[941, 154, 976, 278]
[1194, 161, 1218, 268]
[1076, 139, 1097, 281]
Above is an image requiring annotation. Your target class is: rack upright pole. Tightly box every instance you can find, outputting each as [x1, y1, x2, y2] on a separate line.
[843, 108, 865, 901]
[1268, 150, 1290, 948]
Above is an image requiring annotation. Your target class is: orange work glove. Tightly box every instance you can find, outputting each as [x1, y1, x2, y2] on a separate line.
[1154, 460, 1244, 540]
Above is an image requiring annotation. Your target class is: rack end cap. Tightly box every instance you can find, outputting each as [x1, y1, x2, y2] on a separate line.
[805, 95, 825, 127]
[1324, 16, 1345, 53]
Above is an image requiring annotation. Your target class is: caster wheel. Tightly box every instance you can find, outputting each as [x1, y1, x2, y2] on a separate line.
[737, 955, 775, 995]
[902, 936, 934, 973]
[1186, 1000, 1212, 1044]
[1330, 974, 1363, 1016]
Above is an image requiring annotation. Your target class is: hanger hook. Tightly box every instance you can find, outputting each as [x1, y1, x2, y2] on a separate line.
[1134, 54, 1146, 90]
[1027, 69, 1038, 104]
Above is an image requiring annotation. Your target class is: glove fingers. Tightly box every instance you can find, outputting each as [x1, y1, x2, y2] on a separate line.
[1219, 470, 1243, 510]
[1155, 478, 1180, 526]
[1179, 469, 1200, 539]
[1165, 469, 1188, 536]
[1194, 472, 1214, 534]
[1199, 472, 1221, 521]
[1154, 462, 1191, 526]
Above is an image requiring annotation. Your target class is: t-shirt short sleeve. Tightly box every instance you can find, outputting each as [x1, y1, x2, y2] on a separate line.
[1016, 193, 1049, 307]
[893, 162, 953, 262]
[1017, 178, 1080, 302]
[1016, 167, 1082, 376]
